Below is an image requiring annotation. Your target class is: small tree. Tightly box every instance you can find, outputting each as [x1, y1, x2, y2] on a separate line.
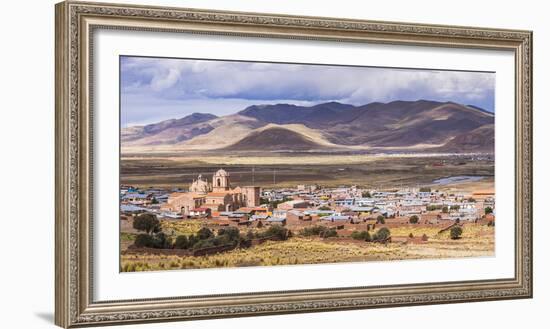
[376, 215, 385, 224]
[133, 213, 160, 234]
[485, 207, 493, 215]
[408, 233, 414, 238]
[362, 191, 371, 198]
[419, 187, 431, 192]
[468, 197, 476, 202]
[442, 206, 449, 213]
[318, 205, 331, 211]
[409, 215, 419, 224]
[450, 226, 463, 240]
[421, 234, 429, 241]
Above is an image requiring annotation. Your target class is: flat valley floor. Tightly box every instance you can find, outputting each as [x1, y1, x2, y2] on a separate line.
[120, 153, 495, 272]
[120, 153, 494, 189]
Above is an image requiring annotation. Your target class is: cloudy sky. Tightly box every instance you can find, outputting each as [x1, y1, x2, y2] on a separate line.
[121, 56, 495, 127]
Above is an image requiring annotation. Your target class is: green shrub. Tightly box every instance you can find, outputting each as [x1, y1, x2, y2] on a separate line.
[321, 228, 338, 238]
[134, 233, 171, 248]
[450, 226, 463, 240]
[409, 215, 419, 224]
[239, 236, 252, 248]
[134, 234, 155, 248]
[193, 239, 215, 249]
[174, 235, 189, 249]
[300, 225, 328, 237]
[197, 227, 214, 240]
[376, 215, 385, 224]
[261, 224, 289, 240]
[187, 234, 199, 247]
[408, 233, 414, 238]
[373, 227, 391, 242]
[351, 231, 370, 240]
[218, 227, 240, 241]
[485, 207, 493, 215]
[421, 234, 429, 241]
[152, 233, 171, 248]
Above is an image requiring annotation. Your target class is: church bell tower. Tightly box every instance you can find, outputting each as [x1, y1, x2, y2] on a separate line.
[212, 169, 231, 192]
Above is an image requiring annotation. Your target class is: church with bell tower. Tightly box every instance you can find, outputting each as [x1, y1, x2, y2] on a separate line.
[161, 168, 261, 216]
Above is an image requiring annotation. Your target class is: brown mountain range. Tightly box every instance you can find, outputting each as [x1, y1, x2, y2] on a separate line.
[121, 100, 494, 154]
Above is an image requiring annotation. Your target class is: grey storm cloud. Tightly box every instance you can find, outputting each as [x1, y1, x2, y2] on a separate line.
[120, 56, 495, 126]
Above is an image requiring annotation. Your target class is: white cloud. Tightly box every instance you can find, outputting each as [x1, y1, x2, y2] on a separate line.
[120, 56, 495, 124]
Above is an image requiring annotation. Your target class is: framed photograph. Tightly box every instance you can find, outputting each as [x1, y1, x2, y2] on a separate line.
[55, 1, 532, 327]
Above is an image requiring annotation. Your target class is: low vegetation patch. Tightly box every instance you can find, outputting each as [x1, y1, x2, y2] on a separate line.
[450, 226, 463, 240]
[351, 230, 371, 241]
[372, 227, 391, 242]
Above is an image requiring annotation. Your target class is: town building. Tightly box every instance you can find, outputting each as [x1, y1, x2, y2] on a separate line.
[161, 169, 260, 216]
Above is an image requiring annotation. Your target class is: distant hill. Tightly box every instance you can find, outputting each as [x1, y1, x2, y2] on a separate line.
[239, 101, 356, 128]
[437, 124, 495, 152]
[224, 126, 328, 151]
[121, 100, 494, 154]
[122, 113, 217, 145]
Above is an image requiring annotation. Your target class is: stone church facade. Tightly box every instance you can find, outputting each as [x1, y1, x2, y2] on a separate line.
[161, 169, 260, 216]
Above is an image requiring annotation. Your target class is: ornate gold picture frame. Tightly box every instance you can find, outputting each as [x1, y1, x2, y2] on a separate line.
[55, 1, 532, 327]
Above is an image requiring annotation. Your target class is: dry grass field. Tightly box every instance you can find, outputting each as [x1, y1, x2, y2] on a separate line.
[120, 223, 494, 272]
[119, 153, 494, 272]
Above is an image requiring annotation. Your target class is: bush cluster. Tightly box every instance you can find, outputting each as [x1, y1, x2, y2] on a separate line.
[450, 226, 463, 240]
[371, 227, 391, 242]
[299, 225, 337, 238]
[257, 224, 289, 240]
[300, 225, 328, 237]
[351, 230, 371, 241]
[321, 228, 338, 238]
[134, 232, 171, 249]
[174, 227, 242, 250]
